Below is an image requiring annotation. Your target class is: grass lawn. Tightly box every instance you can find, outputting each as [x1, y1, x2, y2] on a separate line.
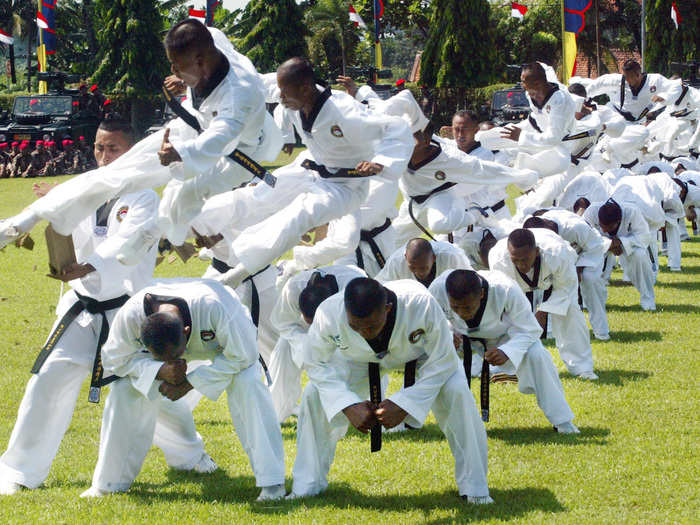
[0, 170, 698, 524]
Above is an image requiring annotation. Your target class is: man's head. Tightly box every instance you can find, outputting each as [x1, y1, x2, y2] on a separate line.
[672, 178, 688, 202]
[36, 140, 45, 152]
[344, 278, 392, 340]
[277, 57, 317, 111]
[674, 163, 687, 174]
[405, 238, 436, 282]
[507, 228, 538, 274]
[520, 62, 548, 99]
[622, 59, 643, 89]
[298, 272, 339, 325]
[573, 197, 591, 216]
[523, 216, 558, 234]
[568, 83, 587, 98]
[647, 166, 662, 174]
[446, 270, 485, 322]
[164, 19, 218, 90]
[479, 230, 498, 269]
[94, 116, 135, 167]
[598, 200, 622, 235]
[141, 311, 189, 362]
[451, 110, 479, 151]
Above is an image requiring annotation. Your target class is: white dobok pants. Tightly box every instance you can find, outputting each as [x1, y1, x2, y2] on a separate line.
[603, 247, 656, 310]
[291, 362, 489, 499]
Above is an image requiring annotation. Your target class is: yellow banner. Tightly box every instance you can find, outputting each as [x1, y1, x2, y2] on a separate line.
[562, 32, 577, 85]
[375, 41, 382, 70]
[37, 43, 47, 94]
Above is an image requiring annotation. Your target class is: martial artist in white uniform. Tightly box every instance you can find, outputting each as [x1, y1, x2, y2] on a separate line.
[453, 223, 511, 271]
[557, 171, 613, 214]
[229, 57, 412, 279]
[524, 209, 610, 340]
[429, 269, 578, 432]
[0, 121, 204, 495]
[393, 124, 537, 245]
[81, 280, 286, 501]
[612, 173, 686, 271]
[0, 21, 279, 251]
[583, 199, 656, 311]
[270, 265, 366, 421]
[289, 278, 492, 503]
[376, 238, 472, 287]
[489, 228, 598, 379]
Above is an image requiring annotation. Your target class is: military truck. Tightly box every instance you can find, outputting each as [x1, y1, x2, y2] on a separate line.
[488, 84, 530, 126]
[0, 72, 100, 145]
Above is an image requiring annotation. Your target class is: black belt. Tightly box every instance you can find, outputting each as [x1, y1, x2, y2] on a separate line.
[489, 200, 506, 213]
[407, 183, 459, 241]
[301, 158, 367, 179]
[355, 217, 391, 270]
[31, 292, 130, 403]
[670, 109, 692, 118]
[161, 86, 276, 187]
[368, 362, 382, 452]
[621, 158, 639, 169]
[462, 335, 490, 422]
[571, 143, 594, 165]
[211, 257, 232, 274]
[241, 265, 273, 386]
[526, 286, 553, 340]
[614, 105, 649, 123]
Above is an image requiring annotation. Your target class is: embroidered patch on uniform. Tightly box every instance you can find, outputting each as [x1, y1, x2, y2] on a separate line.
[330, 125, 344, 138]
[116, 206, 129, 222]
[201, 330, 216, 341]
[650, 86, 656, 93]
[545, 105, 551, 113]
[434, 171, 446, 181]
[409, 329, 425, 344]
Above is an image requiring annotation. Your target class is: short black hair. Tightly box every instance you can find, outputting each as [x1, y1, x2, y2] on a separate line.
[140, 312, 184, 357]
[598, 200, 622, 225]
[622, 59, 641, 72]
[298, 272, 339, 319]
[445, 269, 482, 300]
[573, 197, 590, 214]
[478, 230, 498, 263]
[164, 19, 215, 56]
[532, 208, 549, 217]
[647, 166, 662, 174]
[453, 109, 479, 123]
[344, 278, 387, 318]
[405, 238, 434, 260]
[568, 83, 587, 98]
[522, 62, 546, 82]
[277, 57, 316, 86]
[98, 114, 136, 144]
[507, 228, 536, 250]
[523, 216, 557, 233]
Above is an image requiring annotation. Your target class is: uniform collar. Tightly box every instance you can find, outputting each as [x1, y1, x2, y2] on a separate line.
[466, 276, 490, 329]
[531, 82, 559, 111]
[192, 51, 230, 110]
[516, 254, 541, 289]
[301, 87, 332, 133]
[408, 140, 442, 171]
[463, 141, 482, 154]
[629, 74, 647, 97]
[366, 289, 398, 358]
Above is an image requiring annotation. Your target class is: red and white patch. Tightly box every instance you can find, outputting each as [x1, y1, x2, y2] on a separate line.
[116, 206, 129, 222]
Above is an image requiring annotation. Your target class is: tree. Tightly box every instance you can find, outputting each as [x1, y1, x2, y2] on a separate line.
[420, 0, 495, 89]
[305, 0, 361, 76]
[355, 0, 433, 42]
[229, 0, 307, 73]
[646, 0, 698, 75]
[51, 0, 99, 77]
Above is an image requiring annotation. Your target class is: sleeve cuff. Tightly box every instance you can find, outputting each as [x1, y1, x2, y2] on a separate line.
[131, 361, 163, 398]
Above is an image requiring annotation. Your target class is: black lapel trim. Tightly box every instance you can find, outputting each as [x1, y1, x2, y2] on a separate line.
[416, 262, 437, 288]
[531, 83, 559, 111]
[408, 140, 442, 171]
[464, 141, 482, 154]
[143, 294, 193, 342]
[192, 51, 230, 110]
[95, 198, 118, 228]
[366, 289, 398, 356]
[516, 254, 541, 289]
[466, 276, 490, 329]
[629, 74, 647, 97]
[301, 87, 332, 133]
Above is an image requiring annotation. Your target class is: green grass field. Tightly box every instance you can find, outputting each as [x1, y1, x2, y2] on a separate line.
[0, 173, 698, 524]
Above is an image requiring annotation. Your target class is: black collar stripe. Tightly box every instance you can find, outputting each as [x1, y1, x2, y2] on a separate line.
[366, 289, 398, 355]
[408, 140, 443, 171]
[516, 255, 541, 289]
[531, 83, 559, 111]
[464, 141, 482, 154]
[466, 277, 490, 329]
[301, 87, 332, 133]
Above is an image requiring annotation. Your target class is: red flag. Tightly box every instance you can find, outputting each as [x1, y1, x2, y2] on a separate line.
[189, 8, 206, 22]
[36, 11, 49, 29]
[670, 2, 681, 30]
[0, 28, 13, 45]
[349, 4, 367, 29]
[511, 2, 528, 19]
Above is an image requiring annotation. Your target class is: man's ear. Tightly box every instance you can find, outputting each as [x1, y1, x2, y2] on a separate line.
[385, 301, 393, 315]
[183, 325, 191, 337]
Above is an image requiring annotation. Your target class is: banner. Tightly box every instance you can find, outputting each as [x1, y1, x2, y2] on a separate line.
[206, 0, 219, 27]
[40, 1, 57, 56]
[373, 0, 383, 69]
[562, 0, 591, 83]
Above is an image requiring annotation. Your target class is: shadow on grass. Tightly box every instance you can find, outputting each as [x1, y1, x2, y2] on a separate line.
[561, 369, 651, 386]
[606, 303, 700, 313]
[655, 280, 700, 290]
[607, 330, 662, 342]
[666, 265, 700, 275]
[487, 426, 609, 446]
[270, 485, 565, 521]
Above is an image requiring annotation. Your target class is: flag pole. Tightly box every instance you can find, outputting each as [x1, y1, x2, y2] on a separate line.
[640, 0, 646, 71]
[561, 0, 566, 82]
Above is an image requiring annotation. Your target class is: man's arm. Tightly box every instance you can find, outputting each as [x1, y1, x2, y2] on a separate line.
[618, 208, 652, 255]
[518, 93, 576, 148]
[499, 283, 543, 369]
[538, 251, 578, 316]
[292, 211, 361, 270]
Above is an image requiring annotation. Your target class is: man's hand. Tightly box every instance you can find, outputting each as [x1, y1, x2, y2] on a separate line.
[158, 129, 181, 166]
[192, 228, 223, 249]
[355, 161, 383, 176]
[453, 332, 462, 351]
[484, 346, 509, 366]
[500, 125, 521, 142]
[48, 262, 95, 282]
[159, 380, 193, 401]
[375, 399, 408, 429]
[32, 181, 58, 198]
[686, 206, 696, 222]
[609, 236, 623, 256]
[343, 401, 379, 433]
[282, 143, 295, 155]
[156, 359, 187, 385]
[651, 95, 665, 103]
[535, 310, 548, 332]
[164, 75, 187, 96]
[336, 75, 358, 98]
